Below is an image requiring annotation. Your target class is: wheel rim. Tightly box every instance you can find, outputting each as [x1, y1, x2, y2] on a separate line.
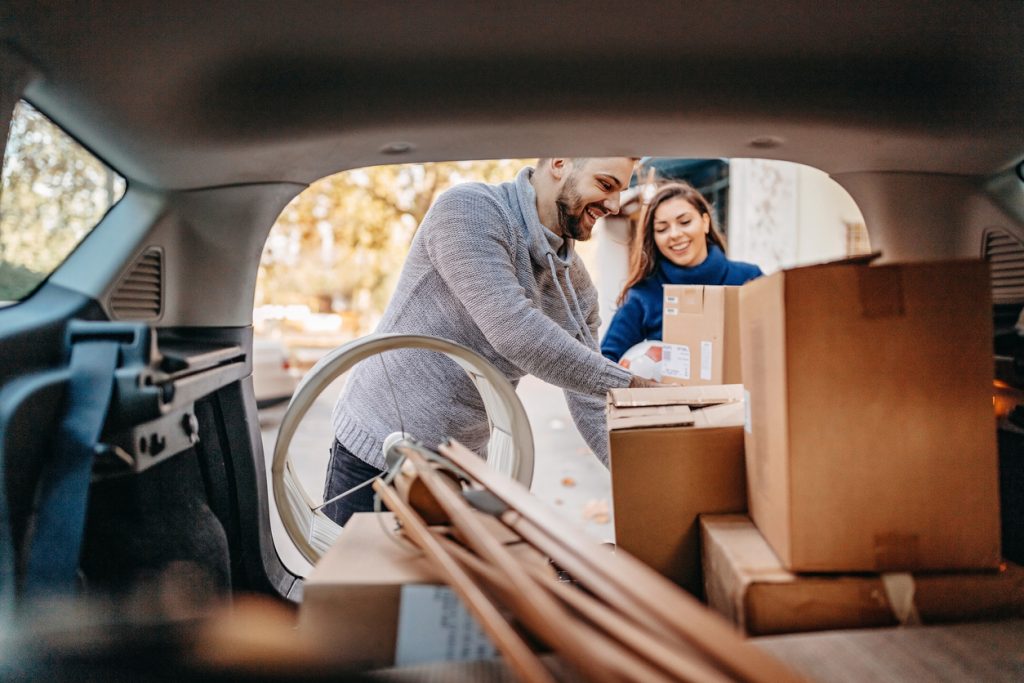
[270, 333, 535, 564]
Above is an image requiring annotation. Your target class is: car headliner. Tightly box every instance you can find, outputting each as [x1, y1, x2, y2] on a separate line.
[5, 1, 1024, 190]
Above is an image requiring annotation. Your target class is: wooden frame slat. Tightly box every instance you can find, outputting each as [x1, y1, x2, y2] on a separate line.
[437, 440, 807, 683]
[371, 480, 556, 683]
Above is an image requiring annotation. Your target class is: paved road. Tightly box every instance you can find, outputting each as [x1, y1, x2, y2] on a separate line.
[260, 374, 613, 576]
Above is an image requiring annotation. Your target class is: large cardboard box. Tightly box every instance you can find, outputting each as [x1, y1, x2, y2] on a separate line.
[299, 512, 543, 669]
[739, 258, 1001, 572]
[702, 514, 1024, 636]
[609, 386, 747, 595]
[662, 285, 741, 385]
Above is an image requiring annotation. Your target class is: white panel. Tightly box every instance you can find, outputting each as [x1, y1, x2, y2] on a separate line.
[728, 158, 799, 273]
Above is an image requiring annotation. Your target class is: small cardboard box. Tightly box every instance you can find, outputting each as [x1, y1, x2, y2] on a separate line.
[299, 512, 543, 669]
[662, 285, 741, 385]
[702, 514, 1024, 636]
[739, 258, 1001, 572]
[609, 386, 747, 595]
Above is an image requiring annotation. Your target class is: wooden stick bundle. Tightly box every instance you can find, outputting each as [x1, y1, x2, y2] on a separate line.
[372, 480, 556, 683]
[435, 532, 731, 683]
[403, 446, 673, 683]
[373, 440, 806, 683]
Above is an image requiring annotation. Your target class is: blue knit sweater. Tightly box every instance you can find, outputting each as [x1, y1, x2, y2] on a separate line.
[600, 245, 762, 361]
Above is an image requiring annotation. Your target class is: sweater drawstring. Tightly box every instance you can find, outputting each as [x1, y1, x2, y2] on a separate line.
[546, 252, 595, 348]
[562, 268, 596, 348]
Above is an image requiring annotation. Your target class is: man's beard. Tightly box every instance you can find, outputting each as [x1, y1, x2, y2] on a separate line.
[555, 176, 587, 241]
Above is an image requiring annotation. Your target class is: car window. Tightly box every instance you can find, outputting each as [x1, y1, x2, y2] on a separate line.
[0, 100, 126, 305]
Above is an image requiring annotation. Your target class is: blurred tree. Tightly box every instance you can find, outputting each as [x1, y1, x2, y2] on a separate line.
[0, 101, 125, 300]
[256, 159, 530, 333]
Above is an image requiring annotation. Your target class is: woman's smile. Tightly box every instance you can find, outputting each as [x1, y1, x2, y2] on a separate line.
[667, 239, 693, 254]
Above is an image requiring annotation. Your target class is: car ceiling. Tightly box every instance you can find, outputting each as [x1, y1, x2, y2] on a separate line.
[5, 1, 1024, 190]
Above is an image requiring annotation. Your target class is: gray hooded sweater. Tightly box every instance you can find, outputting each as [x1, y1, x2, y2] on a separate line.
[331, 167, 632, 469]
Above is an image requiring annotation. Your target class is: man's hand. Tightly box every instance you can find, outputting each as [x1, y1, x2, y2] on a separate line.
[628, 374, 663, 389]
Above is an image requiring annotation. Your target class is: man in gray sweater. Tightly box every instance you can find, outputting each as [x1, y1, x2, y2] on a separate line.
[325, 158, 653, 525]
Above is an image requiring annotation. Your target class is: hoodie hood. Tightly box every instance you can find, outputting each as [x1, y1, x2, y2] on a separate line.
[514, 167, 575, 267]
[511, 166, 595, 347]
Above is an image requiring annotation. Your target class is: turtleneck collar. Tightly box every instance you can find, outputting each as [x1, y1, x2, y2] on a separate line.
[514, 167, 573, 267]
[656, 243, 729, 285]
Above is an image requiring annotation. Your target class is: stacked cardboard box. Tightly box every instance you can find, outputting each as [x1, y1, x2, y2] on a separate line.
[699, 257, 1012, 634]
[661, 285, 742, 385]
[739, 258, 1000, 572]
[608, 385, 747, 595]
[701, 514, 1024, 636]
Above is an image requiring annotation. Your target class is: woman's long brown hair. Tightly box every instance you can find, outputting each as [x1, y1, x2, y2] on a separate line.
[616, 182, 727, 305]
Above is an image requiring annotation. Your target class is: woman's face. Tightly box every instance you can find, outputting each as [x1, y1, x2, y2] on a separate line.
[652, 196, 711, 268]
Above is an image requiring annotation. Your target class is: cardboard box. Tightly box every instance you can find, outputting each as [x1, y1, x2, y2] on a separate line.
[608, 387, 747, 595]
[739, 258, 1001, 572]
[702, 514, 1024, 636]
[299, 512, 544, 669]
[662, 285, 741, 385]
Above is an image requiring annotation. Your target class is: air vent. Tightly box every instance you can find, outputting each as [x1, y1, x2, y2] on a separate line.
[983, 229, 1024, 306]
[110, 248, 163, 320]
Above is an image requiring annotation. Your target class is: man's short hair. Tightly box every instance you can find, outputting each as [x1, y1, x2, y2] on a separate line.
[536, 157, 640, 167]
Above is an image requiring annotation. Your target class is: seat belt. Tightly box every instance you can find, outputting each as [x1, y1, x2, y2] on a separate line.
[23, 339, 120, 597]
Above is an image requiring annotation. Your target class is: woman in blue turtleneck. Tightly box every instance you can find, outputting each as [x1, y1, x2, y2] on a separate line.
[601, 181, 763, 362]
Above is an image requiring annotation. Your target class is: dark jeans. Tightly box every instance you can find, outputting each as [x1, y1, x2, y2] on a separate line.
[322, 439, 385, 526]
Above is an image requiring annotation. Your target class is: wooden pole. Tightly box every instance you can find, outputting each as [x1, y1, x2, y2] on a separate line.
[434, 530, 731, 683]
[437, 440, 807, 683]
[403, 447, 630, 683]
[371, 480, 556, 683]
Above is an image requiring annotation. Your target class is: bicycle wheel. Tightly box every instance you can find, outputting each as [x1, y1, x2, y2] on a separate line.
[270, 333, 535, 565]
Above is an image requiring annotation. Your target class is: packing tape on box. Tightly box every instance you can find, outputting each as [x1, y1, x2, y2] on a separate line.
[880, 572, 922, 626]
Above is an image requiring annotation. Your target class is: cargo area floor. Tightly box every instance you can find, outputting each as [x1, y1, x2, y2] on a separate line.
[754, 619, 1024, 682]
[367, 619, 1024, 682]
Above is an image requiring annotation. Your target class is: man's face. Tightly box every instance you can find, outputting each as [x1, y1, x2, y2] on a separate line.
[554, 158, 635, 241]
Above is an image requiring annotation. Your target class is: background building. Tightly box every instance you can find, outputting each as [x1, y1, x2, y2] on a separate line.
[589, 157, 868, 338]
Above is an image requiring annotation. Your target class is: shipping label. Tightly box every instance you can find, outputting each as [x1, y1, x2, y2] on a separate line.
[662, 343, 691, 380]
[700, 341, 713, 381]
[394, 585, 498, 666]
[744, 388, 752, 434]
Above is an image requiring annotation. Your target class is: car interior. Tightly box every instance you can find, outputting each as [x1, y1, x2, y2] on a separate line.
[1, 1, 1023, 679]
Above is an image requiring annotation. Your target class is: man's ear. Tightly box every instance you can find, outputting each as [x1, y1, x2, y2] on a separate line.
[549, 158, 571, 180]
